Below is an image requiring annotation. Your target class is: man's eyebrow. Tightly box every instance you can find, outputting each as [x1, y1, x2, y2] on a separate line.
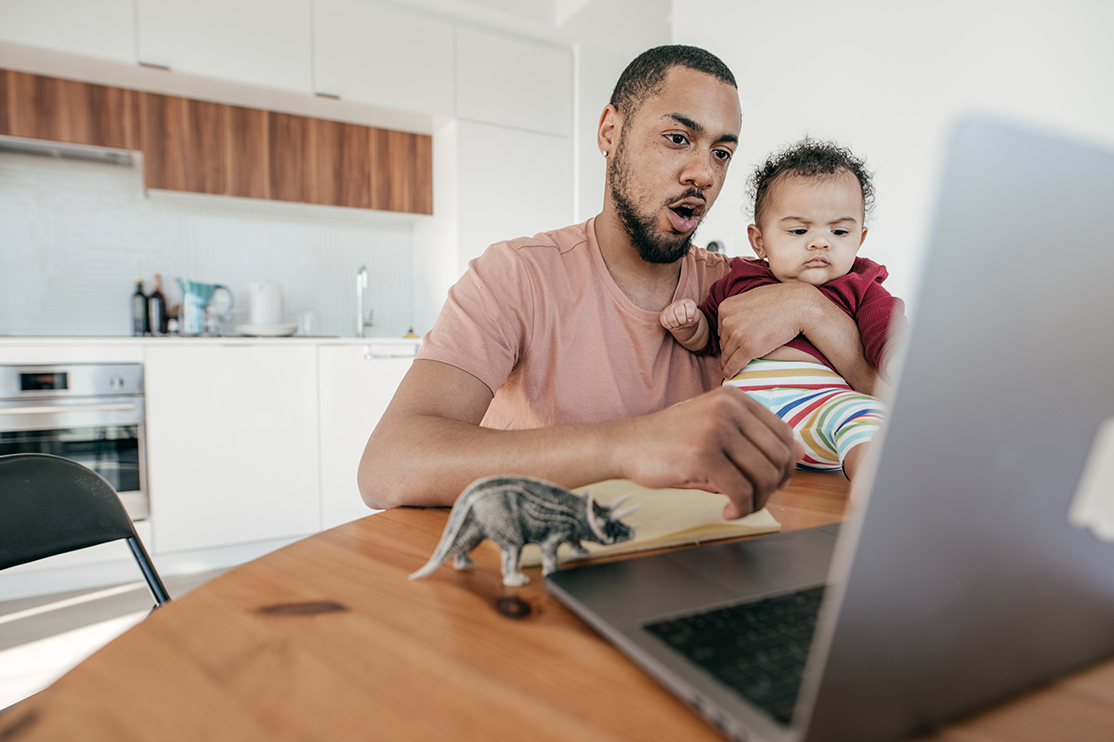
[666, 113, 739, 145]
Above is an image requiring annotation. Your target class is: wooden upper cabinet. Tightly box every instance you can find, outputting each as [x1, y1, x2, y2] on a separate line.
[0, 70, 139, 150]
[225, 105, 270, 200]
[370, 129, 433, 215]
[268, 112, 310, 204]
[140, 92, 226, 195]
[1, 68, 432, 214]
[308, 119, 370, 209]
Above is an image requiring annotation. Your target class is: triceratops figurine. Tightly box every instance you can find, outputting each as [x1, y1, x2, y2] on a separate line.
[409, 475, 639, 586]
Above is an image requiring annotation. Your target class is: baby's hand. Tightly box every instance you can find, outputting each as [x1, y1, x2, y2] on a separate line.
[660, 298, 699, 330]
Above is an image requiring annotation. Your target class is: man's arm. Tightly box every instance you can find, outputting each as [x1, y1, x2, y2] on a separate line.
[715, 282, 877, 394]
[358, 359, 800, 519]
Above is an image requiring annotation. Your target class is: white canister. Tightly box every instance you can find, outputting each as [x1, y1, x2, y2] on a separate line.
[247, 282, 283, 326]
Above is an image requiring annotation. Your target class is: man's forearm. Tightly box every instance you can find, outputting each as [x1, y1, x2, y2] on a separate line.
[359, 361, 798, 517]
[799, 298, 877, 394]
[360, 411, 622, 509]
[716, 284, 876, 392]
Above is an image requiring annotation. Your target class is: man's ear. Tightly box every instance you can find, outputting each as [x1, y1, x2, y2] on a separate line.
[598, 104, 620, 157]
[747, 224, 765, 258]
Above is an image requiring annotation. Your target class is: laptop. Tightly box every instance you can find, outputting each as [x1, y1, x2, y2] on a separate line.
[546, 117, 1114, 742]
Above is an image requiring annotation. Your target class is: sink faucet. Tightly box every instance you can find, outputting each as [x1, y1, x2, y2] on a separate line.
[356, 265, 374, 337]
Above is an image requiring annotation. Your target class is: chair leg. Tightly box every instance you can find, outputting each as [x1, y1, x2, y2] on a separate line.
[127, 536, 171, 606]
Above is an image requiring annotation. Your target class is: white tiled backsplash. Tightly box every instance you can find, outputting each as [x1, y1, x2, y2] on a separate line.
[0, 151, 418, 338]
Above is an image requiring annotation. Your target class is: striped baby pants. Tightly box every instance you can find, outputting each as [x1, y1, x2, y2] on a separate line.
[724, 359, 886, 472]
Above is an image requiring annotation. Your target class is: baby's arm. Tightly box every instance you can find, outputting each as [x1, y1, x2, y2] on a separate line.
[660, 298, 711, 352]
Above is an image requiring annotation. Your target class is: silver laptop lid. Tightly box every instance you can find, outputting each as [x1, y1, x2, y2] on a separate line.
[799, 117, 1114, 741]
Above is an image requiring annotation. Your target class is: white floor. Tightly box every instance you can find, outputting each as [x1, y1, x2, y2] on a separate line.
[0, 610, 146, 709]
[0, 571, 223, 711]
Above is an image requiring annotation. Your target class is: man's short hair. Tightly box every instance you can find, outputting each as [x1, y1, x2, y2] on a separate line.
[609, 45, 737, 121]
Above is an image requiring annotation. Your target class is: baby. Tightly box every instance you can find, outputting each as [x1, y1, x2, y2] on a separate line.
[661, 139, 905, 481]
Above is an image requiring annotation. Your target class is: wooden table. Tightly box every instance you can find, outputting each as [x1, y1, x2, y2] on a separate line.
[4, 472, 1112, 741]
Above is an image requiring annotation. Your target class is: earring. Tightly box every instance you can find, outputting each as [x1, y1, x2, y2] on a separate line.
[603, 150, 609, 157]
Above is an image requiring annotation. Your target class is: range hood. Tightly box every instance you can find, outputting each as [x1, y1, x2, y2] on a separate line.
[0, 134, 136, 166]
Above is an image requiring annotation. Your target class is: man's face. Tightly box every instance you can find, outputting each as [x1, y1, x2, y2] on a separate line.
[608, 66, 741, 264]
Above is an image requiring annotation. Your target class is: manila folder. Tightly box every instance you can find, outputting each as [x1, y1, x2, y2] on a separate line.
[516, 479, 781, 568]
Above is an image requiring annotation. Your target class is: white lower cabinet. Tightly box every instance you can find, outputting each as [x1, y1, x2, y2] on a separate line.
[145, 344, 321, 553]
[317, 344, 414, 529]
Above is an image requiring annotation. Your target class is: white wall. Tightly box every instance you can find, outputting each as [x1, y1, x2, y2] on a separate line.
[574, 45, 628, 222]
[672, 0, 1114, 311]
[0, 153, 417, 338]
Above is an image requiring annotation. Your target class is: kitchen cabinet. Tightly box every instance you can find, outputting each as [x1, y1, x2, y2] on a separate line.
[317, 343, 415, 529]
[144, 344, 320, 553]
[0, 0, 136, 65]
[268, 111, 311, 203]
[139, 92, 226, 195]
[370, 127, 433, 215]
[313, 0, 454, 117]
[136, 0, 313, 95]
[455, 27, 573, 138]
[0, 66, 434, 212]
[0, 70, 140, 150]
[456, 120, 572, 273]
[225, 104, 270, 200]
[308, 118, 370, 209]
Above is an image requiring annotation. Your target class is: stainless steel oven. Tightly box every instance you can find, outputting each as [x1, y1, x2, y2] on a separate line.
[0, 364, 148, 520]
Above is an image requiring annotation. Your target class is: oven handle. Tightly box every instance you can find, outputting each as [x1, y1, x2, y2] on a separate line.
[0, 403, 137, 416]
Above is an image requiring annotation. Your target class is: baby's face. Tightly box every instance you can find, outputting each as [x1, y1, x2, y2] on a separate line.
[748, 170, 866, 286]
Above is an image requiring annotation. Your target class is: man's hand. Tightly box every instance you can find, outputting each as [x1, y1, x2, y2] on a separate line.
[715, 283, 876, 393]
[716, 283, 818, 379]
[612, 386, 802, 520]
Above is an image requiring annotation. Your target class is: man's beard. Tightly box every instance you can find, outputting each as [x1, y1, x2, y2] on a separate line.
[608, 139, 698, 265]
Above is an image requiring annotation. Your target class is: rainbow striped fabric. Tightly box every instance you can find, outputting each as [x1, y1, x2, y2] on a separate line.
[725, 359, 886, 471]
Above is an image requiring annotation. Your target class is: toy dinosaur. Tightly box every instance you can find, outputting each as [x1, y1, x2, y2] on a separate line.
[409, 475, 639, 586]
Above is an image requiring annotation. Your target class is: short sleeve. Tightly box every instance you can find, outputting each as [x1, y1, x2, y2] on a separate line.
[416, 242, 536, 395]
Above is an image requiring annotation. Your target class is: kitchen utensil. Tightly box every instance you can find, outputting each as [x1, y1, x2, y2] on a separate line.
[248, 282, 284, 326]
[235, 324, 298, 337]
[176, 278, 233, 336]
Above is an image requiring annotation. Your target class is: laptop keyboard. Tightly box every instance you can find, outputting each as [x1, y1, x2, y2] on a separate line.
[643, 586, 825, 726]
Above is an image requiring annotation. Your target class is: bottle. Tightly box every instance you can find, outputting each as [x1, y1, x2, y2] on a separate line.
[148, 274, 168, 335]
[131, 279, 149, 336]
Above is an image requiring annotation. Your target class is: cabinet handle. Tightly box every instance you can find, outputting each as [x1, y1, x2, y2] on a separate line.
[0, 403, 137, 416]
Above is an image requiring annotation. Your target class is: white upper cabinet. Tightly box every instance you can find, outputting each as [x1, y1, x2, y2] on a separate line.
[314, 0, 454, 116]
[0, 0, 137, 64]
[456, 120, 572, 274]
[455, 27, 572, 137]
[136, 0, 313, 94]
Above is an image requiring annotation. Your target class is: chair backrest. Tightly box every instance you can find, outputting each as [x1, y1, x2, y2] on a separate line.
[0, 453, 170, 606]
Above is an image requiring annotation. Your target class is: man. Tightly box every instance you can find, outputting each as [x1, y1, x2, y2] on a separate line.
[359, 46, 873, 519]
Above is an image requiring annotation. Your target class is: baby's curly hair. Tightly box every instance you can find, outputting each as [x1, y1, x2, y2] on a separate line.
[748, 138, 875, 226]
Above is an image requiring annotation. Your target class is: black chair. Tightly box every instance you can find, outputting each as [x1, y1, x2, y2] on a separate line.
[0, 453, 170, 607]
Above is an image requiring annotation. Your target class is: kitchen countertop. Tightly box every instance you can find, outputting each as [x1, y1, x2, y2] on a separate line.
[0, 336, 421, 364]
[0, 336, 421, 345]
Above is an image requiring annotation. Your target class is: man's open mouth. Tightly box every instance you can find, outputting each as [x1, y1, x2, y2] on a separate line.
[666, 197, 706, 232]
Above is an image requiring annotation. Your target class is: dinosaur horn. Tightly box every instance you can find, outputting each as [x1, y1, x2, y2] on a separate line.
[585, 489, 608, 541]
[610, 504, 642, 521]
[607, 493, 636, 511]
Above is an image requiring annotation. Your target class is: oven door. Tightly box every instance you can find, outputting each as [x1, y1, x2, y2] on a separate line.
[0, 396, 149, 520]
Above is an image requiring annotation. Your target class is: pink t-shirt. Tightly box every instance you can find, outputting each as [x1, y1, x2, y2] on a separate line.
[417, 218, 733, 429]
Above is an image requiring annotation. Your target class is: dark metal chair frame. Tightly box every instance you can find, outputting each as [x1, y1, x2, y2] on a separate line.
[0, 452, 170, 606]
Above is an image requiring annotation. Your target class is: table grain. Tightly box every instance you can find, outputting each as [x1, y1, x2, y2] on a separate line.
[2, 471, 1111, 741]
